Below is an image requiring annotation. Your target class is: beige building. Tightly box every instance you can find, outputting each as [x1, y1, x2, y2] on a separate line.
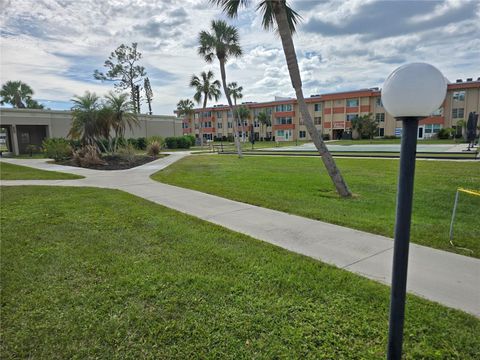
[0, 108, 182, 155]
[183, 79, 480, 141]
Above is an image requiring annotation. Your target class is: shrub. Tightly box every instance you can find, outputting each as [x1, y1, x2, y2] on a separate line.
[438, 128, 453, 140]
[148, 136, 164, 147]
[384, 135, 398, 139]
[147, 141, 161, 157]
[136, 137, 147, 150]
[322, 134, 330, 141]
[72, 145, 106, 167]
[118, 143, 136, 164]
[185, 134, 196, 146]
[42, 138, 72, 161]
[127, 138, 138, 149]
[165, 137, 177, 149]
[177, 136, 191, 149]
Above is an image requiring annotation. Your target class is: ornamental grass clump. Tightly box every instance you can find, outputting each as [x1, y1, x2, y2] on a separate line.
[147, 141, 161, 158]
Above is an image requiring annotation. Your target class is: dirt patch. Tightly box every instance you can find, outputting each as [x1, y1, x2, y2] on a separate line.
[57, 154, 166, 170]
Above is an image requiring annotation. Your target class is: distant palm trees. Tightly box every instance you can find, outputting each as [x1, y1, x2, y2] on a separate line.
[190, 70, 221, 147]
[176, 99, 195, 136]
[257, 111, 271, 140]
[211, 0, 351, 197]
[198, 20, 243, 157]
[227, 82, 246, 141]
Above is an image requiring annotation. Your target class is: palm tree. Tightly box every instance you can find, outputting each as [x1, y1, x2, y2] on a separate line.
[257, 111, 271, 140]
[227, 82, 246, 141]
[105, 91, 139, 152]
[198, 20, 243, 157]
[190, 70, 222, 147]
[0, 81, 34, 108]
[211, 0, 351, 197]
[235, 105, 250, 142]
[68, 91, 102, 146]
[176, 99, 195, 136]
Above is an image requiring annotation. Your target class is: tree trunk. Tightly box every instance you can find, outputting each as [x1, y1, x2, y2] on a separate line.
[274, 3, 351, 197]
[200, 95, 207, 148]
[219, 58, 242, 157]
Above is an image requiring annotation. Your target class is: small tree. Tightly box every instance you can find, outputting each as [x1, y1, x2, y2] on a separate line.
[351, 114, 378, 139]
[0, 81, 44, 109]
[94, 43, 146, 113]
[235, 105, 249, 142]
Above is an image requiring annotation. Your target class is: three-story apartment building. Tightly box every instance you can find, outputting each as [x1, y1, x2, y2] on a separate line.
[179, 78, 480, 142]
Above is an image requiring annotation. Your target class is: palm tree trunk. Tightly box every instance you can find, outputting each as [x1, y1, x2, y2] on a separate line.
[219, 58, 242, 157]
[200, 96, 207, 148]
[274, 4, 351, 197]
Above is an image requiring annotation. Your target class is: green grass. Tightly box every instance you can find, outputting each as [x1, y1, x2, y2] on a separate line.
[0, 162, 84, 180]
[1, 186, 478, 359]
[152, 156, 480, 258]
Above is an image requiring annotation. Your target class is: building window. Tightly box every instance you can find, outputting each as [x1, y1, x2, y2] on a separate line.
[217, 122, 222, 129]
[376, 98, 383, 107]
[346, 99, 359, 107]
[228, 122, 232, 128]
[425, 124, 441, 134]
[375, 113, 385, 122]
[378, 128, 385, 137]
[346, 114, 358, 121]
[335, 99, 343, 105]
[314, 103, 322, 112]
[276, 117, 292, 125]
[452, 108, 464, 118]
[227, 111, 233, 118]
[453, 91, 465, 101]
[182, 122, 189, 129]
[276, 130, 285, 137]
[314, 116, 321, 125]
[299, 130, 306, 138]
[275, 104, 292, 112]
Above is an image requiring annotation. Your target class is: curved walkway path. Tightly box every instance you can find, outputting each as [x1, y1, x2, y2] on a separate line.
[1, 154, 479, 317]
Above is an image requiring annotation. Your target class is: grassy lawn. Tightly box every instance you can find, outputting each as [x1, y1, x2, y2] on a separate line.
[0, 162, 84, 180]
[152, 156, 480, 258]
[1, 186, 478, 358]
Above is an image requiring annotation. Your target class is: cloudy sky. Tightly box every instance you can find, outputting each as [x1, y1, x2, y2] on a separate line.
[1, 0, 479, 114]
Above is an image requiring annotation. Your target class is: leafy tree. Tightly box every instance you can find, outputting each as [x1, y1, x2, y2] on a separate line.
[190, 70, 221, 147]
[104, 92, 139, 151]
[351, 114, 378, 139]
[257, 111, 271, 140]
[0, 81, 43, 109]
[144, 77, 153, 115]
[211, 0, 351, 197]
[198, 20, 243, 157]
[94, 43, 146, 114]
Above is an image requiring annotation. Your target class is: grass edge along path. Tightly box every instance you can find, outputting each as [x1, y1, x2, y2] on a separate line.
[151, 155, 480, 258]
[1, 186, 479, 359]
[0, 161, 84, 180]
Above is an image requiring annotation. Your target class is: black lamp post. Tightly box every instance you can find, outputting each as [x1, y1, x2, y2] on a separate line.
[381, 63, 447, 360]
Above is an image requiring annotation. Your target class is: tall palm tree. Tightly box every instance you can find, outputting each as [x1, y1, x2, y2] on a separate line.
[176, 99, 195, 135]
[0, 81, 34, 108]
[211, 0, 351, 197]
[105, 91, 139, 152]
[190, 70, 222, 147]
[68, 91, 102, 146]
[257, 111, 271, 140]
[198, 20, 243, 157]
[227, 82, 246, 141]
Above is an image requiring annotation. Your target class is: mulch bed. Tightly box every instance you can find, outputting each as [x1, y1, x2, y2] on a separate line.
[57, 154, 164, 170]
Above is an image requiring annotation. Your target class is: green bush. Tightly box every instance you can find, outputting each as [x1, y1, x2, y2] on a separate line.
[384, 135, 398, 139]
[438, 128, 453, 140]
[165, 137, 178, 149]
[42, 138, 72, 161]
[127, 138, 138, 149]
[184, 134, 196, 146]
[147, 136, 164, 147]
[177, 136, 191, 149]
[136, 137, 147, 150]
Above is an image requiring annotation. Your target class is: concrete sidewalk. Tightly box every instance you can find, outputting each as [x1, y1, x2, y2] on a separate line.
[1, 155, 479, 317]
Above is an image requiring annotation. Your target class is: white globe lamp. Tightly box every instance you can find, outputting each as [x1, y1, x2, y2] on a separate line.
[382, 62, 447, 118]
